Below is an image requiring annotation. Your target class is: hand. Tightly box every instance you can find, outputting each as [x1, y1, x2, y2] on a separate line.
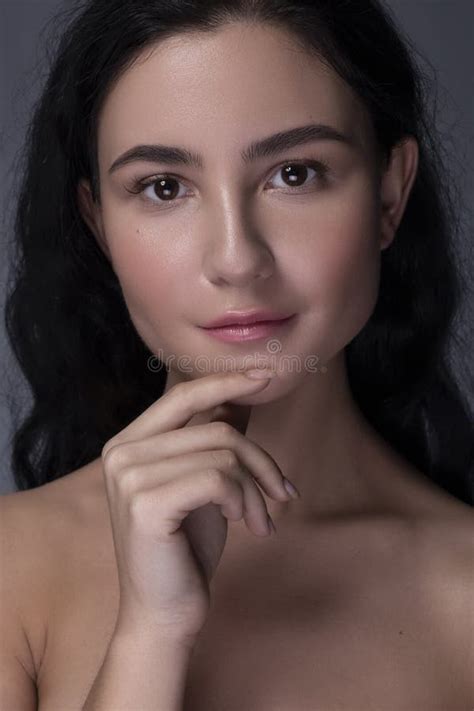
[100, 370, 297, 646]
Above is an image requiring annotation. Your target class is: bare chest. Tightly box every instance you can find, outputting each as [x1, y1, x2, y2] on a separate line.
[35, 526, 469, 711]
[182, 558, 464, 711]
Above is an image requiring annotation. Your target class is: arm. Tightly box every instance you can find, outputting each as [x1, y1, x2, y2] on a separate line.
[81, 626, 194, 711]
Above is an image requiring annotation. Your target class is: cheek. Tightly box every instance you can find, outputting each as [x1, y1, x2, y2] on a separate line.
[101, 175, 382, 363]
[101, 214, 186, 350]
[290, 182, 381, 359]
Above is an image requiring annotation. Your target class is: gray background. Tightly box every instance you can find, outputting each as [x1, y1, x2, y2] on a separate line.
[1, 1, 473, 494]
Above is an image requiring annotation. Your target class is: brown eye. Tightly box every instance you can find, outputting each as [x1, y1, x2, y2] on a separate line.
[153, 177, 181, 201]
[280, 164, 310, 187]
[125, 174, 190, 206]
[126, 158, 330, 210]
[268, 161, 329, 191]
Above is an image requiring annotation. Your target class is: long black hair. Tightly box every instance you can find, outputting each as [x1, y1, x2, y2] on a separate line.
[3, 0, 473, 503]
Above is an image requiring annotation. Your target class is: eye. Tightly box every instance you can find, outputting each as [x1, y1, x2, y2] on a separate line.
[267, 160, 330, 191]
[126, 175, 190, 206]
[125, 159, 330, 209]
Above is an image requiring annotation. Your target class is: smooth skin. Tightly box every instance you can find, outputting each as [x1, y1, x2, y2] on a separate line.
[68, 20, 474, 709]
[77, 21, 427, 536]
[102, 370, 293, 646]
[1, 21, 473, 711]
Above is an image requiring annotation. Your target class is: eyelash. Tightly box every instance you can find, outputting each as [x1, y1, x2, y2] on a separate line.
[124, 159, 331, 209]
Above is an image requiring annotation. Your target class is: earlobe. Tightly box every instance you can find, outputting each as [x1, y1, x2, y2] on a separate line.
[379, 136, 419, 251]
[77, 179, 111, 261]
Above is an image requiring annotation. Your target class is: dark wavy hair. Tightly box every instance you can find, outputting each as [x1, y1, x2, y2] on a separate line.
[3, 0, 473, 503]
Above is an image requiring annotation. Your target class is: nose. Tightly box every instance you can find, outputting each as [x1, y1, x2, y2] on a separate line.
[202, 206, 275, 287]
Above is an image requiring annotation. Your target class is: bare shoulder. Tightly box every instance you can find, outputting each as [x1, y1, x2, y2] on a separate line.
[380, 451, 474, 693]
[408, 473, 474, 589]
[0, 459, 110, 678]
[414, 494, 474, 693]
[418, 487, 474, 577]
[0, 458, 106, 566]
[0, 486, 57, 705]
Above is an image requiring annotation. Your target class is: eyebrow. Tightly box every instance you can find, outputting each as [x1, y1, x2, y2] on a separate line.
[108, 122, 356, 174]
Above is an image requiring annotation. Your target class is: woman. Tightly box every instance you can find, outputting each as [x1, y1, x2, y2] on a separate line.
[1, 0, 473, 708]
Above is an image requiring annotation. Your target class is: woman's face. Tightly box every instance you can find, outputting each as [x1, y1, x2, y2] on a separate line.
[81, 23, 391, 389]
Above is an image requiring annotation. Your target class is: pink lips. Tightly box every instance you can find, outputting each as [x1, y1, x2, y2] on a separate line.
[200, 314, 296, 342]
[202, 309, 294, 329]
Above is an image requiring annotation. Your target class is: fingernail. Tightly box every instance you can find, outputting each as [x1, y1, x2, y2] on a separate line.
[267, 514, 277, 534]
[245, 369, 276, 379]
[283, 477, 300, 499]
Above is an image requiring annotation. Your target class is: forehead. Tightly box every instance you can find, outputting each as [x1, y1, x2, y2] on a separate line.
[97, 23, 374, 165]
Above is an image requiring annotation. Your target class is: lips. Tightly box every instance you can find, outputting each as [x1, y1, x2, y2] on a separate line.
[201, 314, 296, 343]
[202, 310, 294, 329]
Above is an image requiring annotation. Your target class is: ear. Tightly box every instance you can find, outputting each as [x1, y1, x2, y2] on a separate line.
[379, 136, 419, 251]
[77, 179, 111, 261]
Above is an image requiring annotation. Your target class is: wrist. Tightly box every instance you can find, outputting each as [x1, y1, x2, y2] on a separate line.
[113, 614, 198, 654]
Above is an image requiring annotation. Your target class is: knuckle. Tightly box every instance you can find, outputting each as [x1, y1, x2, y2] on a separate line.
[128, 490, 151, 522]
[205, 467, 227, 489]
[101, 438, 117, 460]
[102, 433, 126, 458]
[213, 421, 234, 439]
[101, 442, 121, 471]
[102, 442, 132, 474]
[220, 448, 239, 469]
[119, 465, 141, 490]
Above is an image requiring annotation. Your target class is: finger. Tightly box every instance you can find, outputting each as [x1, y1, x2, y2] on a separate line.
[104, 371, 274, 452]
[120, 451, 273, 537]
[137, 468, 246, 538]
[239, 476, 273, 536]
[106, 424, 291, 502]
